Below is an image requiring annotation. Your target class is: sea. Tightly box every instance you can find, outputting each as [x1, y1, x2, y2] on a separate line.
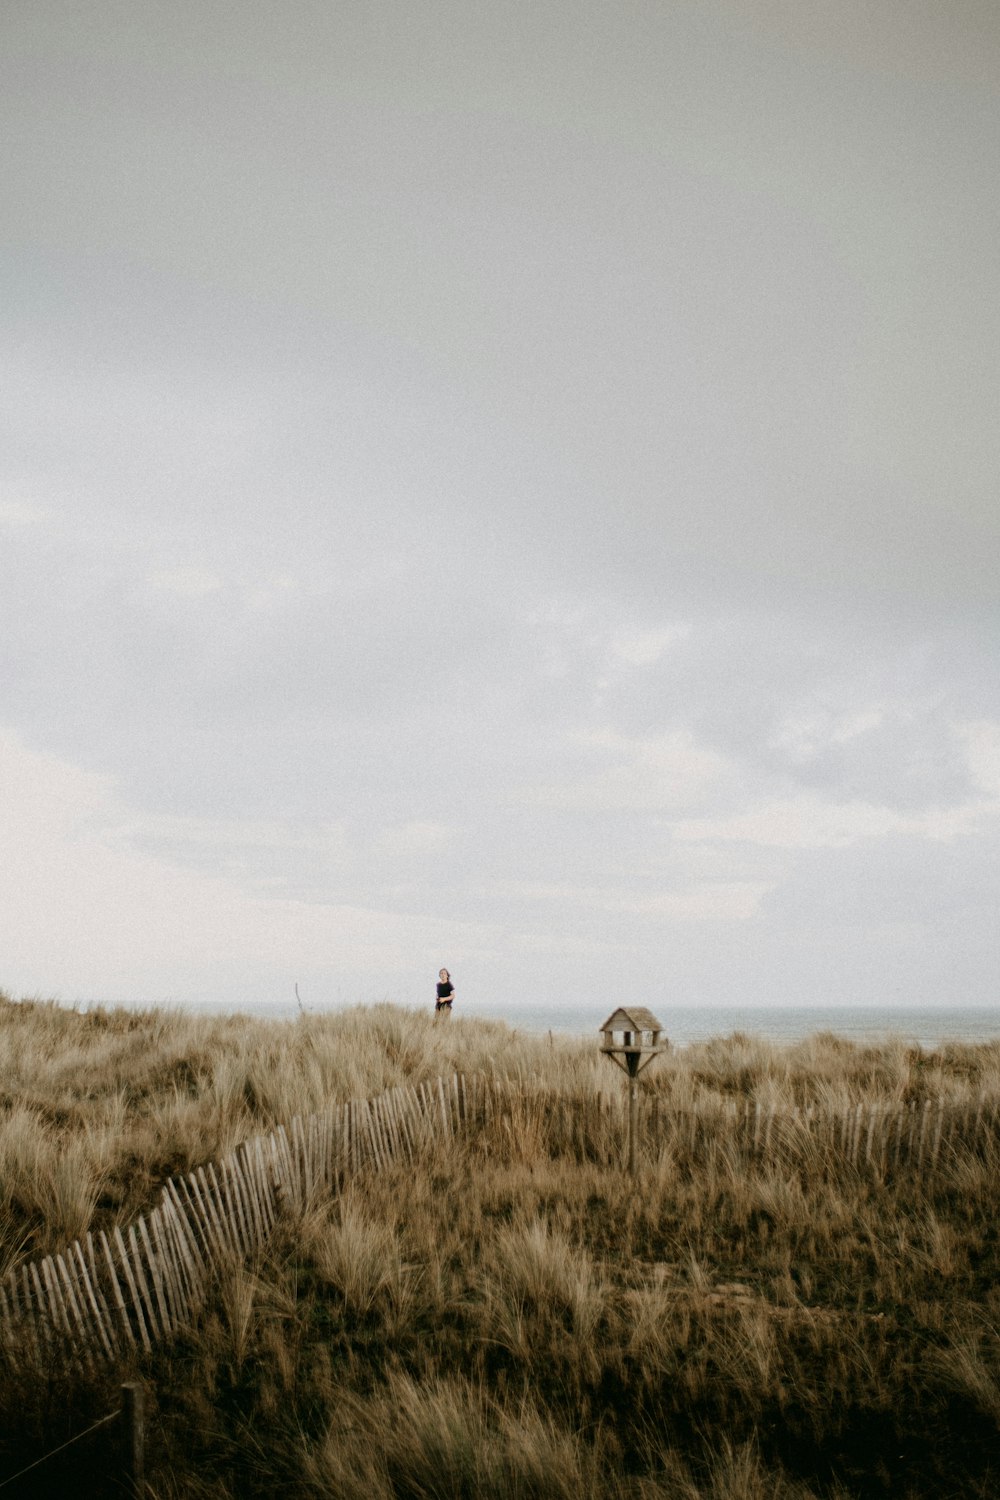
[495, 1004, 1000, 1051]
[157, 998, 1000, 1052]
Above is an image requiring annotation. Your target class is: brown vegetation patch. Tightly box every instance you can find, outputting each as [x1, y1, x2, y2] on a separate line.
[3, 995, 1000, 1497]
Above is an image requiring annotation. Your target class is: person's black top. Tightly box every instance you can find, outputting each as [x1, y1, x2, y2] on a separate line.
[436, 981, 454, 1001]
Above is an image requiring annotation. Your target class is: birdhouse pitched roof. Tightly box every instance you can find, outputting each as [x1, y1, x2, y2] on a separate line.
[599, 1006, 662, 1033]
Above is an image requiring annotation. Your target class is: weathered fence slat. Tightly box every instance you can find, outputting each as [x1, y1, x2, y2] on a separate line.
[289, 1116, 304, 1200]
[227, 1150, 255, 1246]
[139, 1216, 171, 1335]
[380, 1095, 399, 1164]
[128, 1225, 161, 1344]
[56, 1250, 94, 1366]
[111, 1228, 151, 1353]
[148, 1210, 181, 1327]
[44, 1256, 79, 1364]
[185, 1172, 220, 1260]
[211, 1164, 242, 1257]
[30, 1264, 55, 1362]
[98, 1230, 136, 1350]
[397, 1087, 415, 1157]
[153, 1201, 191, 1322]
[165, 1180, 206, 1281]
[10, 1077, 1000, 1371]
[161, 1196, 197, 1312]
[251, 1138, 276, 1232]
[364, 1099, 384, 1171]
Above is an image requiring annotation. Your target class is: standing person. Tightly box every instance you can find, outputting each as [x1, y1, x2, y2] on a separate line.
[435, 968, 455, 1017]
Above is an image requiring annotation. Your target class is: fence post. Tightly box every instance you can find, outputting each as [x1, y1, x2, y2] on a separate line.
[121, 1382, 144, 1498]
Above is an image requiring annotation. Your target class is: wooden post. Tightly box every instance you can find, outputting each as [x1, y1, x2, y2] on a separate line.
[599, 1010, 666, 1175]
[628, 1079, 639, 1176]
[121, 1381, 144, 1498]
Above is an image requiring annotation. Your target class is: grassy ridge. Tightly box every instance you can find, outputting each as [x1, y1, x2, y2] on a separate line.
[2, 994, 1000, 1497]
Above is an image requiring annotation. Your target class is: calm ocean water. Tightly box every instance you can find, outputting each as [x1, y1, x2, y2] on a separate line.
[493, 1004, 1000, 1051]
[162, 998, 1000, 1051]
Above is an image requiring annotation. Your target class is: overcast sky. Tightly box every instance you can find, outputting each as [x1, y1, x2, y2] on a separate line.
[2, 0, 998, 1017]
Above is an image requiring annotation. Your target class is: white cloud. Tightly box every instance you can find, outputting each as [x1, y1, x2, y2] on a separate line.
[0, 499, 46, 528]
[672, 793, 997, 850]
[635, 882, 775, 920]
[520, 728, 731, 812]
[524, 599, 593, 679]
[471, 878, 773, 922]
[504, 929, 624, 958]
[958, 720, 1000, 798]
[608, 623, 692, 667]
[674, 719, 1000, 850]
[246, 572, 299, 612]
[109, 812, 350, 858]
[770, 705, 887, 761]
[148, 566, 226, 598]
[0, 731, 497, 1004]
[375, 821, 453, 858]
[145, 566, 301, 614]
[525, 602, 692, 681]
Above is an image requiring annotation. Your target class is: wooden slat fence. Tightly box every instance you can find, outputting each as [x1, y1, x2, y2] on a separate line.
[3, 1076, 999, 1370]
[490, 1085, 1000, 1178]
[0, 1073, 479, 1373]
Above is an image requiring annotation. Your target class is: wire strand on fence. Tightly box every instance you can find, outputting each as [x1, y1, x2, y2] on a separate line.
[0, 1408, 121, 1492]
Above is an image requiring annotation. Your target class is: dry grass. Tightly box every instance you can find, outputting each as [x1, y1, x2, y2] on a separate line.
[3, 991, 1000, 1497]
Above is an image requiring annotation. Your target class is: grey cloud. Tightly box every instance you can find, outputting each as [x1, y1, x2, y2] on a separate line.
[2, 0, 998, 1011]
[764, 832, 1000, 930]
[5, 0, 998, 620]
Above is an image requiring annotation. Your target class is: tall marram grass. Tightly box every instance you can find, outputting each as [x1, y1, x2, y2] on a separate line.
[3, 992, 1000, 1498]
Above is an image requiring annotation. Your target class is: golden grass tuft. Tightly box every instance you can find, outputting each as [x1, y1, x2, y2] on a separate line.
[3, 993, 1000, 1497]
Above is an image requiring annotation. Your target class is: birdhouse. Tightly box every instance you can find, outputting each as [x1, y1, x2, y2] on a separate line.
[599, 1006, 668, 1175]
[599, 1006, 666, 1078]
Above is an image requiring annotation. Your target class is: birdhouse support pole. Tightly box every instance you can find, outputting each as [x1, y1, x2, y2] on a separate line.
[598, 1007, 667, 1180]
[628, 1077, 639, 1176]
